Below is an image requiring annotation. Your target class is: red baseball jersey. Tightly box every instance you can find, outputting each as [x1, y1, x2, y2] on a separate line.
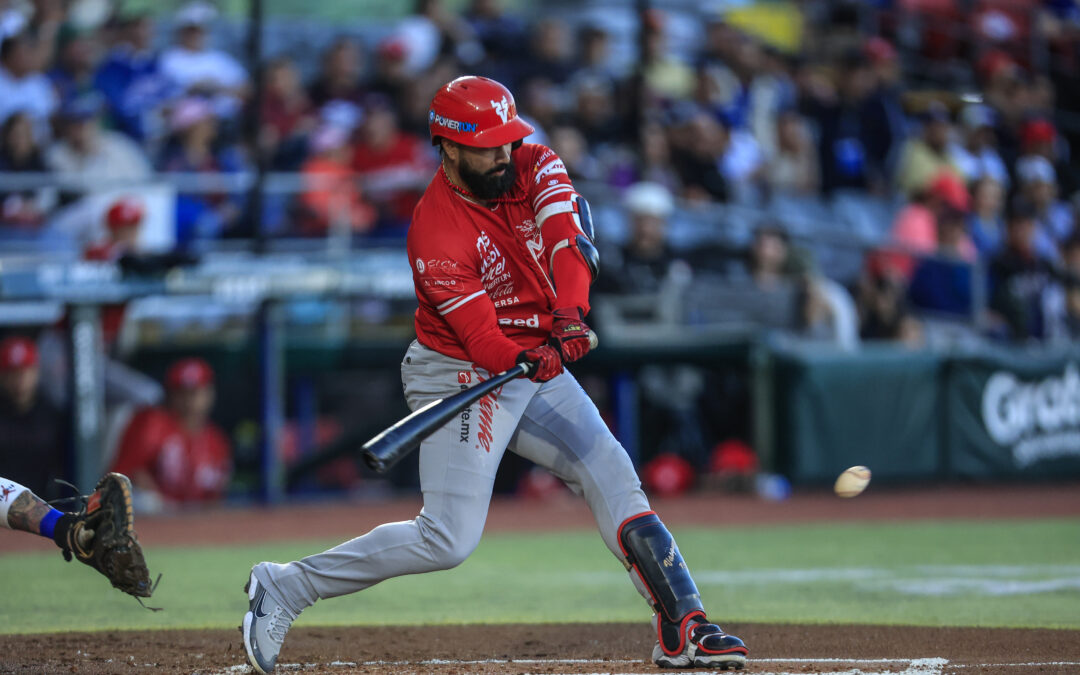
[408, 143, 591, 374]
[110, 407, 232, 503]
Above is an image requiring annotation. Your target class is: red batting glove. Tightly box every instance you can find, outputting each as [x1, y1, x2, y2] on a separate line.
[548, 307, 592, 363]
[517, 345, 563, 382]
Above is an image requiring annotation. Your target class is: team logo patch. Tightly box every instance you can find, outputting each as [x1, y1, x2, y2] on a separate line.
[491, 96, 510, 123]
[415, 258, 425, 273]
[458, 371, 472, 384]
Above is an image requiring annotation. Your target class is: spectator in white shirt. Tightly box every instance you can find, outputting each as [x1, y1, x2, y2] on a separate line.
[0, 32, 58, 143]
[949, 103, 1009, 187]
[159, 1, 248, 120]
[45, 93, 152, 201]
[1016, 155, 1075, 260]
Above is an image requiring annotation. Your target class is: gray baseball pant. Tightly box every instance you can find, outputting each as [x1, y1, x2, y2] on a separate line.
[261, 340, 653, 615]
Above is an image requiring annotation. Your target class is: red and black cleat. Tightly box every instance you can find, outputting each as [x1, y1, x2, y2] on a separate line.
[653, 613, 748, 670]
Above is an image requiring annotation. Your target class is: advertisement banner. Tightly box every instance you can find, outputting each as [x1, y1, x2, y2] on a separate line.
[773, 347, 941, 483]
[946, 352, 1080, 477]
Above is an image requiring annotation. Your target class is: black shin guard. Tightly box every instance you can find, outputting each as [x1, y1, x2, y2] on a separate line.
[618, 511, 705, 655]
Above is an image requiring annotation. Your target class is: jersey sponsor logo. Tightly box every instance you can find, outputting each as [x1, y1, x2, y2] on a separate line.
[535, 149, 554, 167]
[497, 313, 539, 328]
[429, 110, 478, 133]
[476, 230, 513, 291]
[476, 391, 499, 452]
[534, 160, 567, 184]
[0, 483, 15, 502]
[490, 281, 515, 300]
[491, 95, 510, 123]
[459, 406, 471, 443]
[423, 277, 459, 288]
[415, 258, 425, 273]
[493, 295, 520, 308]
[426, 258, 459, 271]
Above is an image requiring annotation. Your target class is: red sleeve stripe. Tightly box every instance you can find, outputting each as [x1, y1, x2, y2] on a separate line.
[437, 290, 486, 316]
[536, 200, 577, 229]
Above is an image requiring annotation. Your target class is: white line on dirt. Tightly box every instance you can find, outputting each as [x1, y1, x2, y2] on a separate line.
[949, 662, 1080, 669]
[202, 656, 951, 675]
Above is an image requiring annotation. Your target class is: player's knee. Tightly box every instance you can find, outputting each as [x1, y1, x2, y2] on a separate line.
[417, 514, 481, 570]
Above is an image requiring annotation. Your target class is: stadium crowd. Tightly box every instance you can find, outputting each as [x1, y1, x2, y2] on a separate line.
[0, 0, 1078, 502]
[0, 0, 1076, 345]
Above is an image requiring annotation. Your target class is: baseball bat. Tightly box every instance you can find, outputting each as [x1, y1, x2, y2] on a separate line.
[362, 331, 598, 474]
[362, 362, 530, 473]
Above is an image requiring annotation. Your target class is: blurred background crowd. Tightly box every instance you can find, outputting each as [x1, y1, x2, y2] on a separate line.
[1, 0, 1080, 508]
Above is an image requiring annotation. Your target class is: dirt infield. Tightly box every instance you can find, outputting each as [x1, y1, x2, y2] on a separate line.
[2, 483, 1079, 674]
[0, 622, 1078, 674]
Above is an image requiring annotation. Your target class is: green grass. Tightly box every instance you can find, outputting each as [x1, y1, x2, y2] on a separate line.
[2, 519, 1078, 634]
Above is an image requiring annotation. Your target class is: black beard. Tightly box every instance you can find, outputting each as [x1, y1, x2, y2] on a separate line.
[458, 158, 516, 200]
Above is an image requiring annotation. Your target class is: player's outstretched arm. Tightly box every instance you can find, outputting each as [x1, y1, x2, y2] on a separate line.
[1, 474, 155, 600]
[2, 488, 54, 534]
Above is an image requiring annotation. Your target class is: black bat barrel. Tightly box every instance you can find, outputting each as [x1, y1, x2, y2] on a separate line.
[362, 362, 530, 473]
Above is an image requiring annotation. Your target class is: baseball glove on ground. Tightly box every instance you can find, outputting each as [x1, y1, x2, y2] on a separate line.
[54, 473, 155, 600]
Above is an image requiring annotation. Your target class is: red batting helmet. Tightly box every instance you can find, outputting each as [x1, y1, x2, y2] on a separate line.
[105, 197, 144, 230]
[428, 76, 534, 148]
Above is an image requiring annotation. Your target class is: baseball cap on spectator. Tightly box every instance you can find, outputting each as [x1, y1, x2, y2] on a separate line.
[1020, 118, 1056, 151]
[56, 22, 89, 50]
[166, 358, 214, 390]
[170, 97, 213, 132]
[928, 172, 970, 213]
[1016, 155, 1056, 185]
[105, 197, 145, 231]
[309, 124, 348, 155]
[0, 336, 38, 371]
[376, 37, 407, 61]
[978, 49, 1019, 82]
[960, 103, 995, 130]
[864, 36, 897, 64]
[0, 11, 27, 42]
[625, 181, 674, 218]
[175, 1, 217, 28]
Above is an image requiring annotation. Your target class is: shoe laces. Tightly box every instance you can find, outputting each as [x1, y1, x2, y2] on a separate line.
[265, 606, 294, 644]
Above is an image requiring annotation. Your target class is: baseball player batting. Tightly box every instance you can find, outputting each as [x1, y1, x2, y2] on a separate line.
[241, 75, 748, 673]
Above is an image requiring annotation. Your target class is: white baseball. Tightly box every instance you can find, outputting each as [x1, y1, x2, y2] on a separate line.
[833, 465, 871, 498]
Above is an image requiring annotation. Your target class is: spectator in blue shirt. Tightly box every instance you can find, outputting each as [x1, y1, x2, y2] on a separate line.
[47, 24, 99, 106]
[968, 176, 1007, 258]
[94, 14, 176, 143]
[157, 97, 248, 244]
